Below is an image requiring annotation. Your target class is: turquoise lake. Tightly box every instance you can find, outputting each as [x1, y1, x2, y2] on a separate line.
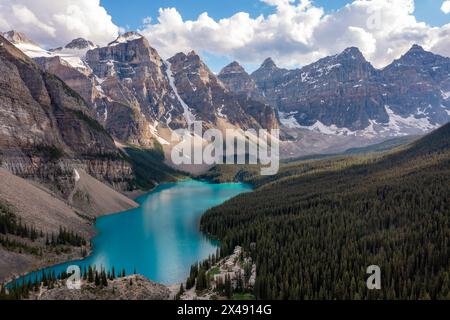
[14, 180, 251, 286]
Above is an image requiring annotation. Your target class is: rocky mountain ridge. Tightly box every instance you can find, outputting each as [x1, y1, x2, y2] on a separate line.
[0, 34, 135, 198]
[236, 45, 450, 137]
[5, 30, 279, 150]
[5, 29, 450, 156]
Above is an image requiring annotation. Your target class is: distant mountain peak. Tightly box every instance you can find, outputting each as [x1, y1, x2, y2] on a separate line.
[261, 57, 278, 69]
[188, 50, 198, 57]
[64, 38, 95, 50]
[399, 44, 428, 58]
[392, 43, 449, 67]
[1, 30, 38, 46]
[170, 50, 201, 61]
[338, 47, 365, 61]
[409, 44, 425, 52]
[108, 31, 143, 46]
[219, 61, 247, 76]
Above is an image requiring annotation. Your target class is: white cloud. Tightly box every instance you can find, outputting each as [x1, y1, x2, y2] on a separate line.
[141, 0, 450, 69]
[143, 17, 152, 25]
[0, 0, 448, 68]
[442, 1, 450, 14]
[0, 0, 119, 47]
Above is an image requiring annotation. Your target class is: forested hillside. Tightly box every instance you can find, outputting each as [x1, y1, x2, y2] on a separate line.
[200, 124, 450, 300]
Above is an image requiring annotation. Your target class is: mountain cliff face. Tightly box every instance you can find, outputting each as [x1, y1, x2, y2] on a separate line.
[218, 61, 261, 101]
[34, 56, 98, 107]
[85, 32, 183, 146]
[86, 34, 278, 134]
[7, 28, 450, 154]
[0, 34, 134, 197]
[16, 31, 278, 148]
[250, 46, 450, 136]
[251, 58, 289, 102]
[261, 47, 386, 130]
[167, 51, 278, 131]
[382, 45, 450, 124]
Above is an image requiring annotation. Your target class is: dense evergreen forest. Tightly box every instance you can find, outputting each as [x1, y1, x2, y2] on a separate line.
[200, 123, 450, 300]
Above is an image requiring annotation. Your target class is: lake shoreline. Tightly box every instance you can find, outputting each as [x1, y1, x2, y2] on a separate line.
[5, 180, 251, 294]
[2, 184, 158, 287]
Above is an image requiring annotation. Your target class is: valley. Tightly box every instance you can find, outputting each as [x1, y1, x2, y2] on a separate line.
[0, 23, 449, 301]
[199, 124, 450, 299]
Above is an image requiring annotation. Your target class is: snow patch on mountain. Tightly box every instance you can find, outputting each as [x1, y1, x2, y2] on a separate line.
[299, 121, 357, 136]
[73, 169, 80, 182]
[149, 122, 170, 145]
[384, 105, 439, 135]
[442, 90, 450, 100]
[279, 111, 301, 129]
[165, 60, 196, 127]
[13, 42, 53, 59]
[51, 45, 95, 71]
[108, 33, 143, 47]
[443, 107, 450, 116]
[292, 106, 440, 138]
[217, 105, 227, 119]
[164, 104, 175, 126]
[12, 41, 90, 71]
[57, 52, 89, 70]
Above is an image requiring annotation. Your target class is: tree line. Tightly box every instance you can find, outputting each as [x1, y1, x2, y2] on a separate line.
[200, 126, 450, 300]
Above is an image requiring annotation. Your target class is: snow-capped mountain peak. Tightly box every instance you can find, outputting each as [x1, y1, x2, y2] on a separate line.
[1, 30, 54, 60]
[108, 32, 143, 46]
[1, 31, 91, 71]
[1, 30, 38, 46]
[64, 38, 96, 50]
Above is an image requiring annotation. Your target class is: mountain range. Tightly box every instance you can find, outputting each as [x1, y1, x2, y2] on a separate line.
[220, 46, 450, 137]
[1, 28, 450, 300]
[1, 29, 449, 183]
[1, 31, 278, 151]
[4, 30, 449, 151]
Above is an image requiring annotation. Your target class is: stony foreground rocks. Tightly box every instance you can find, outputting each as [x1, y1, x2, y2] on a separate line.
[34, 275, 171, 300]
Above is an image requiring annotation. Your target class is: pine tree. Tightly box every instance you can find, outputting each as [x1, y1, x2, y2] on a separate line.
[94, 271, 100, 286]
[101, 271, 108, 287]
[88, 266, 94, 283]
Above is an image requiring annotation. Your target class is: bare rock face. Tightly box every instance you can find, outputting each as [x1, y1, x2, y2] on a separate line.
[0, 34, 134, 196]
[36, 275, 171, 300]
[218, 61, 261, 100]
[251, 58, 289, 101]
[13, 31, 278, 150]
[381, 44, 450, 124]
[64, 38, 95, 50]
[85, 32, 187, 144]
[266, 47, 385, 130]
[168, 51, 279, 130]
[0, 30, 38, 46]
[34, 56, 98, 107]
[251, 46, 450, 135]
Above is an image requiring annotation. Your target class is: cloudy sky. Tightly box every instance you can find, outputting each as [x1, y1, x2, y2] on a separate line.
[0, 0, 449, 72]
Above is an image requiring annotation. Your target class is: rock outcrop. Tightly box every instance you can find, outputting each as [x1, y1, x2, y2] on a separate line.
[34, 56, 98, 107]
[218, 61, 261, 101]
[34, 275, 171, 300]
